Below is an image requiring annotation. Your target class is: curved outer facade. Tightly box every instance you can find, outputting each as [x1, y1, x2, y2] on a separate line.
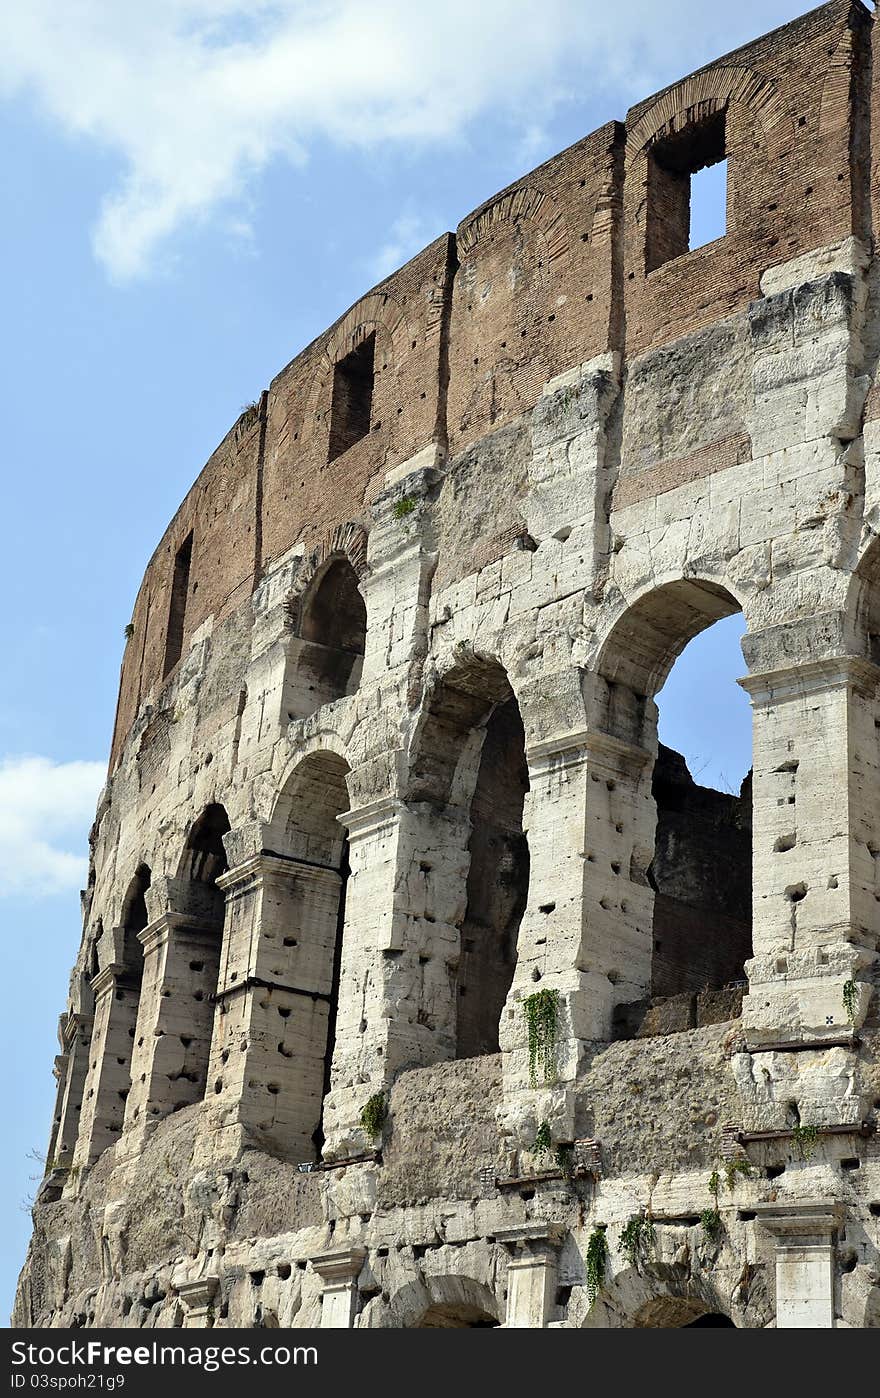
[16, 0, 880, 1329]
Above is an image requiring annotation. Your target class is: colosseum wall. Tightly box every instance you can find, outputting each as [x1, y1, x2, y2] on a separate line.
[15, 0, 880, 1330]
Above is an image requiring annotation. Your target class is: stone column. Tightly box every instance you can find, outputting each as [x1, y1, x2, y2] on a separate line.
[736, 650, 877, 1130]
[121, 878, 223, 1148]
[203, 850, 344, 1162]
[499, 723, 654, 1142]
[74, 961, 141, 1168]
[48, 1011, 92, 1174]
[320, 796, 464, 1158]
[311, 1248, 365, 1328]
[497, 1225, 564, 1328]
[174, 1273, 220, 1329]
[752, 1201, 842, 1328]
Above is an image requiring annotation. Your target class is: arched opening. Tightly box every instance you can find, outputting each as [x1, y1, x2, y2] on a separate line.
[76, 867, 152, 1164]
[598, 581, 752, 1038]
[164, 805, 229, 1112]
[583, 1262, 744, 1328]
[111, 864, 151, 1128]
[286, 558, 366, 718]
[208, 753, 351, 1159]
[634, 1296, 736, 1328]
[272, 751, 350, 1154]
[409, 656, 529, 1059]
[415, 1303, 500, 1328]
[390, 1275, 502, 1329]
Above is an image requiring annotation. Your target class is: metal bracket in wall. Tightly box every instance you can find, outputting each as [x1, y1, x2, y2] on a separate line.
[737, 1122, 874, 1144]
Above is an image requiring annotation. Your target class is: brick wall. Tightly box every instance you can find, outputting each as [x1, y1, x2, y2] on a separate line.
[110, 0, 875, 771]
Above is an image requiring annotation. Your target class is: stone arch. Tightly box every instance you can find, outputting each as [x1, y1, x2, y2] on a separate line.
[846, 535, 880, 663]
[595, 578, 752, 1031]
[257, 750, 352, 1155]
[597, 578, 743, 702]
[283, 528, 368, 720]
[582, 1262, 738, 1328]
[134, 805, 230, 1125]
[389, 1274, 501, 1329]
[408, 649, 530, 1058]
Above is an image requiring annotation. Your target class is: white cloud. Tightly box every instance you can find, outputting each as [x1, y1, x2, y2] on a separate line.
[368, 211, 440, 283]
[0, 756, 106, 899]
[0, 1, 806, 281]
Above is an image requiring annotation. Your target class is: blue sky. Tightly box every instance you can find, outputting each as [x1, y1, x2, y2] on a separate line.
[0, 0, 815, 1320]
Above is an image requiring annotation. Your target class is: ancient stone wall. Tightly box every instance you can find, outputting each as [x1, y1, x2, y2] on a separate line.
[18, 0, 880, 1330]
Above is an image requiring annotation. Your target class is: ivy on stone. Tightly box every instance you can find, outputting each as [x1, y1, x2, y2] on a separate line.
[791, 1122, 819, 1160]
[842, 979, 857, 1024]
[360, 1092, 386, 1141]
[618, 1213, 654, 1269]
[585, 1227, 608, 1303]
[523, 988, 559, 1086]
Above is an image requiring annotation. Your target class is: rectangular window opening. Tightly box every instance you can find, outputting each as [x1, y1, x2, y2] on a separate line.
[646, 111, 727, 272]
[163, 531, 193, 678]
[328, 332, 375, 464]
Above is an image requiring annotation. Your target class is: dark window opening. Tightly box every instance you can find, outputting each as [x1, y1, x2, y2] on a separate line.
[646, 111, 727, 271]
[457, 697, 530, 1058]
[163, 532, 193, 677]
[287, 558, 367, 718]
[328, 333, 375, 463]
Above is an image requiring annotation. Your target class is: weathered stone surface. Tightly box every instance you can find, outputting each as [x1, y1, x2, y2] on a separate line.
[16, 0, 880, 1330]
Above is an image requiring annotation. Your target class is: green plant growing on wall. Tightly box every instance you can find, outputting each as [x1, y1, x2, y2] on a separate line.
[842, 979, 858, 1024]
[700, 1206, 722, 1243]
[523, 988, 559, 1086]
[724, 1156, 754, 1191]
[618, 1214, 654, 1269]
[555, 1143, 575, 1179]
[360, 1092, 386, 1141]
[585, 1227, 608, 1303]
[534, 1119, 553, 1160]
[123, 623, 135, 640]
[392, 495, 416, 520]
[791, 1123, 820, 1160]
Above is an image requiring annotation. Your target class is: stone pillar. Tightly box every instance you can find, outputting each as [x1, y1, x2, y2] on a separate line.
[736, 652, 877, 1130]
[752, 1202, 842, 1328]
[48, 1011, 91, 1174]
[174, 1274, 219, 1329]
[45, 1048, 69, 1173]
[203, 851, 344, 1161]
[497, 1225, 563, 1328]
[74, 960, 141, 1168]
[320, 796, 464, 1158]
[311, 1248, 365, 1328]
[121, 878, 223, 1148]
[499, 725, 654, 1141]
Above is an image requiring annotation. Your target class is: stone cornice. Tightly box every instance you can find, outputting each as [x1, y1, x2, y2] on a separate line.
[309, 1247, 366, 1283]
[738, 656, 880, 705]
[526, 727, 651, 777]
[751, 1200, 842, 1238]
[339, 796, 401, 840]
[137, 910, 218, 954]
[216, 852, 340, 894]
